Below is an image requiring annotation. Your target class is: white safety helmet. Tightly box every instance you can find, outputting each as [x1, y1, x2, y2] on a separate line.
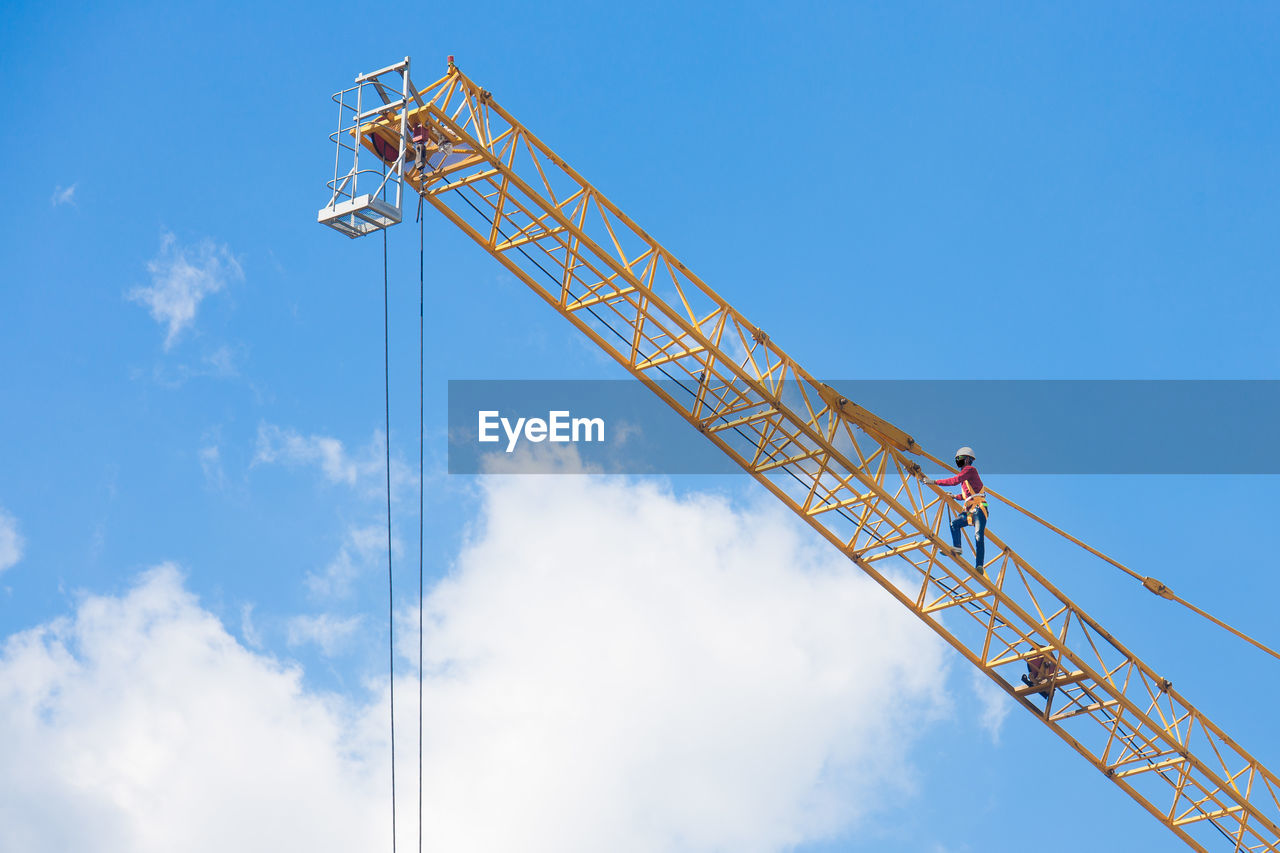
[954, 446, 976, 463]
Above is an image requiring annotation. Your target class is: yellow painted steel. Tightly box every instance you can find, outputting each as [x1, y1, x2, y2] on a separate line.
[369, 60, 1280, 852]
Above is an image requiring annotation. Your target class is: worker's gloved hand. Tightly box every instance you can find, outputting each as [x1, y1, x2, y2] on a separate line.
[921, 477, 936, 486]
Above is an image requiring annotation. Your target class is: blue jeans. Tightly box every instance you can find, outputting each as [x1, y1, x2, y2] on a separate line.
[951, 507, 987, 568]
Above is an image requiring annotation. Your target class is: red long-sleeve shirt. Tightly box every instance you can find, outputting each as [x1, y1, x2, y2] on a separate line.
[934, 465, 984, 503]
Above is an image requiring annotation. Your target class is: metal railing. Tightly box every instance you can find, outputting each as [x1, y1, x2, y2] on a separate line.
[318, 58, 416, 238]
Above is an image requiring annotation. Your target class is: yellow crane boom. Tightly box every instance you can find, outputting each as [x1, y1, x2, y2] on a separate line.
[331, 58, 1280, 852]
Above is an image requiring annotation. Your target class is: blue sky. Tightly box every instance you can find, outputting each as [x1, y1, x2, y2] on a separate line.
[3, 3, 1279, 851]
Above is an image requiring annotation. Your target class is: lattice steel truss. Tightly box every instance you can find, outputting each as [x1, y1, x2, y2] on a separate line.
[343, 58, 1280, 852]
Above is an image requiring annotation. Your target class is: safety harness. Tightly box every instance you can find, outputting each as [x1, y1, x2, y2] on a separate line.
[961, 477, 989, 524]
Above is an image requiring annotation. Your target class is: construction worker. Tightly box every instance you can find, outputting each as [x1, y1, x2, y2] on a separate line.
[922, 446, 988, 573]
[1022, 652, 1058, 700]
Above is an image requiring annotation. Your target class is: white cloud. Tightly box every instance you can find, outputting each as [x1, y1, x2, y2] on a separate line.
[128, 233, 242, 350]
[50, 183, 77, 207]
[0, 476, 954, 853]
[89, 521, 106, 563]
[254, 424, 362, 486]
[306, 524, 391, 599]
[199, 444, 225, 489]
[203, 343, 240, 377]
[287, 614, 365, 657]
[0, 509, 24, 573]
[415, 474, 951, 851]
[253, 424, 415, 601]
[240, 603, 263, 649]
[253, 424, 413, 499]
[0, 565, 389, 853]
[970, 666, 1012, 744]
[140, 343, 247, 389]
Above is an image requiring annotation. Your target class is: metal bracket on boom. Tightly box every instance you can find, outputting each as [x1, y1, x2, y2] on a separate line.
[817, 383, 920, 454]
[318, 57, 420, 238]
[1142, 576, 1176, 600]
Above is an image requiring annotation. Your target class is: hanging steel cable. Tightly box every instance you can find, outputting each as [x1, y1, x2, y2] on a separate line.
[416, 198, 425, 853]
[382, 227, 398, 853]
